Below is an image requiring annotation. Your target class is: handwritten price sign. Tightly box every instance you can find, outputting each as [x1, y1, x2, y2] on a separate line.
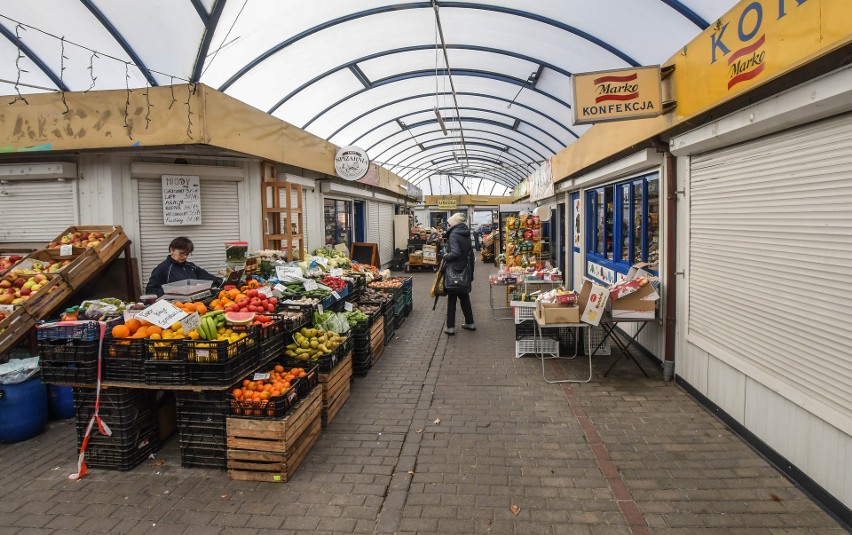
[135, 300, 188, 329]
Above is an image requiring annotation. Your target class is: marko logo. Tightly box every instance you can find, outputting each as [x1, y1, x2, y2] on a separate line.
[593, 73, 639, 103]
[710, 0, 808, 88]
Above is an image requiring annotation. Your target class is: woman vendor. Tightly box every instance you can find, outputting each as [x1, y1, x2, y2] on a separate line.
[145, 236, 223, 297]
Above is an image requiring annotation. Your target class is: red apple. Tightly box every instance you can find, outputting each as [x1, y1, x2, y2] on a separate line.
[12, 277, 26, 288]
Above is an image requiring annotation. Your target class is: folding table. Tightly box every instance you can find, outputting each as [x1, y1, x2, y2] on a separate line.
[532, 314, 593, 383]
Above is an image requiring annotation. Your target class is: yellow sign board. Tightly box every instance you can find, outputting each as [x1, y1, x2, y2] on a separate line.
[572, 66, 662, 125]
[672, 0, 851, 119]
[437, 198, 458, 209]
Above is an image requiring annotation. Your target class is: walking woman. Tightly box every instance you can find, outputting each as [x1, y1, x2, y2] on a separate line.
[442, 213, 476, 334]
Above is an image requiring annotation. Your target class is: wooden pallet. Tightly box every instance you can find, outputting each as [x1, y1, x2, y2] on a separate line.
[0, 307, 35, 355]
[319, 353, 351, 427]
[369, 317, 384, 342]
[226, 388, 322, 482]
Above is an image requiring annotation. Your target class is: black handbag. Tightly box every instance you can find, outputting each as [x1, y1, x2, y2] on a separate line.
[444, 263, 472, 293]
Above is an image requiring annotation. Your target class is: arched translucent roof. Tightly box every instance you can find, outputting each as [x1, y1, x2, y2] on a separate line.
[0, 0, 738, 196]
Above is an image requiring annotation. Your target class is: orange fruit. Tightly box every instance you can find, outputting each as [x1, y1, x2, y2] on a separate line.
[111, 325, 130, 339]
[232, 388, 242, 399]
[139, 319, 153, 327]
[298, 371, 307, 377]
[147, 325, 163, 336]
[274, 365, 284, 373]
[271, 390, 281, 397]
[195, 303, 208, 315]
[242, 379, 250, 387]
[124, 319, 141, 334]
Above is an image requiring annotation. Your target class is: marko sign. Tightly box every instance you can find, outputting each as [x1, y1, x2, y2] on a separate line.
[572, 66, 662, 125]
[334, 146, 370, 181]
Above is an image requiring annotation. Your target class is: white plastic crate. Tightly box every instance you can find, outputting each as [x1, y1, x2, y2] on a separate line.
[512, 302, 536, 324]
[515, 336, 558, 359]
[585, 325, 611, 355]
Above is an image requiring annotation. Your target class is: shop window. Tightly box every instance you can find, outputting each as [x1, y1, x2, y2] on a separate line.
[585, 173, 659, 281]
[324, 199, 352, 246]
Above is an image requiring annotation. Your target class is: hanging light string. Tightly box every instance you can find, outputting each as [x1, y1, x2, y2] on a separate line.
[9, 24, 28, 105]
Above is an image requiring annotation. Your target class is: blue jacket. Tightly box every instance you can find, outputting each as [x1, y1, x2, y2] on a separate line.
[145, 256, 222, 296]
[443, 223, 474, 281]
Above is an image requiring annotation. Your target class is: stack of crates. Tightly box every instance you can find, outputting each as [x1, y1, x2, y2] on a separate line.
[74, 387, 159, 470]
[175, 390, 229, 468]
[401, 277, 413, 317]
[38, 321, 112, 385]
[383, 300, 395, 345]
[351, 318, 372, 377]
[512, 302, 558, 359]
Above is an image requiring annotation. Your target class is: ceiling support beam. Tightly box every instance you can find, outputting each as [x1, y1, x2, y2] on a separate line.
[349, 64, 372, 88]
[192, 0, 227, 82]
[431, 0, 469, 163]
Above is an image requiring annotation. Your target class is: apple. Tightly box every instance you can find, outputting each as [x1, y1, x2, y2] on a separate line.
[33, 274, 47, 283]
[0, 280, 10, 289]
[19, 288, 31, 296]
[0, 294, 13, 305]
[11, 297, 23, 305]
[30, 283, 42, 292]
[12, 277, 26, 288]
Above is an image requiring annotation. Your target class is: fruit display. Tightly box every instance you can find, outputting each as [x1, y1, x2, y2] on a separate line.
[47, 230, 110, 249]
[505, 214, 542, 269]
[343, 310, 368, 326]
[172, 300, 209, 316]
[359, 288, 394, 304]
[369, 279, 402, 289]
[6, 258, 72, 276]
[111, 318, 184, 340]
[231, 364, 309, 416]
[0, 255, 24, 273]
[0, 273, 50, 306]
[320, 276, 346, 291]
[354, 303, 381, 317]
[285, 327, 346, 361]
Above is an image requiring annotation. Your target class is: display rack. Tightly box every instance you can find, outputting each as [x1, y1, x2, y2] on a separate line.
[261, 161, 304, 261]
[504, 214, 543, 269]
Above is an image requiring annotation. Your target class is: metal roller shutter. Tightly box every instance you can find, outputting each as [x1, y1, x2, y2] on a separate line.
[137, 179, 241, 288]
[367, 201, 380, 246]
[0, 181, 76, 242]
[688, 112, 852, 434]
[378, 203, 395, 266]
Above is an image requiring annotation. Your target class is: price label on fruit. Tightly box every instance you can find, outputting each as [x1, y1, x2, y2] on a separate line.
[0, 304, 13, 314]
[135, 300, 188, 329]
[344, 302, 354, 312]
[331, 291, 341, 300]
[276, 266, 303, 281]
[180, 312, 201, 334]
[317, 304, 324, 314]
[303, 280, 319, 291]
[253, 372, 270, 381]
[59, 244, 73, 257]
[331, 268, 343, 277]
[258, 286, 274, 298]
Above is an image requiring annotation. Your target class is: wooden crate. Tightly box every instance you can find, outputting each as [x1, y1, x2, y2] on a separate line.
[21, 275, 72, 320]
[319, 353, 351, 427]
[47, 225, 129, 264]
[0, 248, 35, 277]
[370, 340, 384, 366]
[369, 317, 384, 345]
[226, 387, 322, 482]
[0, 307, 35, 355]
[57, 248, 103, 289]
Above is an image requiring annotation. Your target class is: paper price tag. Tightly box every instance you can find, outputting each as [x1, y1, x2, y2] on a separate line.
[331, 291, 341, 300]
[330, 268, 343, 277]
[0, 304, 13, 313]
[258, 286, 274, 298]
[253, 372, 271, 381]
[86, 302, 118, 318]
[276, 265, 303, 280]
[311, 256, 328, 268]
[122, 310, 139, 322]
[59, 244, 73, 257]
[344, 302, 354, 312]
[303, 280, 319, 291]
[317, 304, 324, 314]
[180, 312, 201, 334]
[135, 300, 188, 329]
[288, 390, 297, 403]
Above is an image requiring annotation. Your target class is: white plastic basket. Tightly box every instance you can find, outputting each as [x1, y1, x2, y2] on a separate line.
[585, 325, 611, 355]
[513, 302, 536, 324]
[515, 336, 558, 359]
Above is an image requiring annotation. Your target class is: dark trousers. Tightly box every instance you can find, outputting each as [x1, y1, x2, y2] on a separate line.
[446, 291, 474, 328]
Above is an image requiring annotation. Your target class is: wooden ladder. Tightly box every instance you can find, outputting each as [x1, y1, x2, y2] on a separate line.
[261, 161, 304, 260]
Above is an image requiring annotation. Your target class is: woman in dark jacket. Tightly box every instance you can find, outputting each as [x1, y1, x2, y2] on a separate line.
[442, 213, 475, 335]
[145, 236, 223, 297]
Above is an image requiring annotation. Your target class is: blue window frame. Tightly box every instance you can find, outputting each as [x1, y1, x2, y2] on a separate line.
[324, 199, 352, 246]
[585, 172, 659, 282]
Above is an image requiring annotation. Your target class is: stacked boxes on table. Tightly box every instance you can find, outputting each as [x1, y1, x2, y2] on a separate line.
[74, 387, 159, 471]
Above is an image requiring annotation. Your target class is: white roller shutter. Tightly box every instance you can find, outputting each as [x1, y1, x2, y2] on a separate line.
[136, 179, 240, 288]
[0, 181, 75, 242]
[378, 203, 395, 265]
[688, 112, 852, 434]
[367, 201, 380, 246]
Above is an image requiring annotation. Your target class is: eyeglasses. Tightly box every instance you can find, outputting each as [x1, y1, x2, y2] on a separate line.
[173, 250, 191, 257]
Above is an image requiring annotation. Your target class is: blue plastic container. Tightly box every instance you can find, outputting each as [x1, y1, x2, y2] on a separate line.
[47, 385, 75, 420]
[0, 377, 48, 443]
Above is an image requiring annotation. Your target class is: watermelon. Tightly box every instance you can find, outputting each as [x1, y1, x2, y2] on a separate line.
[224, 311, 256, 325]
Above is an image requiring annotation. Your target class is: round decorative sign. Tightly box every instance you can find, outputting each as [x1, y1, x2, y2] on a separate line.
[334, 146, 370, 181]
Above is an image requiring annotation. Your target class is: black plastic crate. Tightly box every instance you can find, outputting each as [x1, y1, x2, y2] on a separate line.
[145, 339, 182, 361]
[77, 409, 157, 449]
[83, 435, 158, 471]
[41, 360, 98, 384]
[38, 339, 100, 363]
[179, 446, 226, 469]
[515, 322, 536, 340]
[284, 334, 349, 373]
[259, 335, 285, 363]
[74, 388, 155, 429]
[277, 306, 310, 332]
[37, 320, 104, 341]
[104, 356, 145, 383]
[185, 349, 256, 387]
[104, 337, 146, 360]
[394, 314, 404, 329]
[404, 303, 413, 317]
[229, 383, 298, 418]
[176, 390, 229, 429]
[144, 359, 187, 385]
[182, 333, 257, 363]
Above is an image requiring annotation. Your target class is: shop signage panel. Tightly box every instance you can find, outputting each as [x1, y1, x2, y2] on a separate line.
[572, 66, 662, 125]
[334, 146, 370, 181]
[528, 160, 554, 202]
[437, 198, 458, 209]
[162, 175, 201, 226]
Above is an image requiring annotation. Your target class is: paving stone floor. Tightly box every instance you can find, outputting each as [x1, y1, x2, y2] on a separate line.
[0, 269, 846, 534]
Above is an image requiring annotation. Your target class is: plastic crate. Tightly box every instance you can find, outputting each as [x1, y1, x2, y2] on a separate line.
[585, 325, 611, 356]
[41, 360, 98, 384]
[84, 435, 158, 471]
[276, 306, 310, 332]
[513, 302, 536, 324]
[145, 339, 182, 361]
[77, 408, 157, 449]
[103, 356, 145, 383]
[515, 337, 559, 359]
[230, 384, 298, 418]
[36, 320, 103, 341]
[176, 390, 229, 430]
[74, 387, 154, 417]
[259, 335, 285, 363]
[404, 303, 413, 317]
[398, 276, 413, 292]
[144, 359, 187, 385]
[38, 338, 100, 362]
[394, 314, 404, 329]
[515, 322, 536, 340]
[105, 337, 146, 360]
[179, 445, 227, 469]
[182, 333, 257, 363]
[185, 350, 257, 387]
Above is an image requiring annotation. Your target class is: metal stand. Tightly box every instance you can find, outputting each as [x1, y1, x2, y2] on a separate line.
[600, 319, 651, 377]
[533, 316, 592, 383]
[489, 281, 514, 321]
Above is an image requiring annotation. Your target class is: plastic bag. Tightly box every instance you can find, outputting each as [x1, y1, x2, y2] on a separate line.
[0, 357, 40, 385]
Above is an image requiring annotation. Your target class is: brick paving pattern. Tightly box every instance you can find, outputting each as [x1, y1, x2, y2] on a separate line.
[0, 270, 845, 534]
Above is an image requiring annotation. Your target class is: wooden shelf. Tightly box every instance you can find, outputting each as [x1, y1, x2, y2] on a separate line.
[261, 161, 304, 258]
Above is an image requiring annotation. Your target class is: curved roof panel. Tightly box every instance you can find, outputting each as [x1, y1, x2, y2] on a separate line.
[0, 0, 739, 195]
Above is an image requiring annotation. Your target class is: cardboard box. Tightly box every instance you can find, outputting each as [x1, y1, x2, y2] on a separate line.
[609, 283, 658, 318]
[408, 253, 423, 265]
[535, 301, 580, 324]
[578, 280, 608, 326]
[422, 244, 437, 265]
